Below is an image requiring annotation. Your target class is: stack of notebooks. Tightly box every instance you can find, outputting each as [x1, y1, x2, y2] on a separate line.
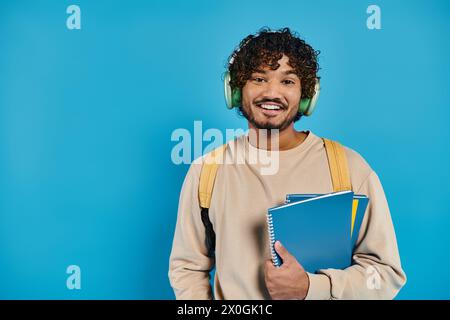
[267, 190, 369, 272]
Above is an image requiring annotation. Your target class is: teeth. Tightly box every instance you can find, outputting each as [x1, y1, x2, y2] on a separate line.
[260, 104, 281, 110]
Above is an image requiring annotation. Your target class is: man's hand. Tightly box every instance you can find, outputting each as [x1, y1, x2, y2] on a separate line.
[264, 241, 310, 300]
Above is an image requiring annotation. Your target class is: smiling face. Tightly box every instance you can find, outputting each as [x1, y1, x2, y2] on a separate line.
[240, 55, 302, 131]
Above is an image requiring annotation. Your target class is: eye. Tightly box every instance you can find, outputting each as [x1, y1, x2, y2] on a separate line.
[282, 79, 296, 85]
[252, 77, 266, 83]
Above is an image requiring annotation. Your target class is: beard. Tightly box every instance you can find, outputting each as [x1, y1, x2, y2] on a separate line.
[239, 104, 300, 131]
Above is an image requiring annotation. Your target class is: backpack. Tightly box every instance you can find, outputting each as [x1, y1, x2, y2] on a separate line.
[198, 138, 352, 258]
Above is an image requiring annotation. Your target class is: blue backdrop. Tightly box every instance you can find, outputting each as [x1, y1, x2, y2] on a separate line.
[0, 0, 449, 299]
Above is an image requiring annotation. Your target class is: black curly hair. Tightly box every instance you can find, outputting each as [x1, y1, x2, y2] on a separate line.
[227, 27, 320, 122]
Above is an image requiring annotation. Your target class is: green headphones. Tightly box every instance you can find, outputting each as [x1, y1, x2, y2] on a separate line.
[224, 71, 320, 116]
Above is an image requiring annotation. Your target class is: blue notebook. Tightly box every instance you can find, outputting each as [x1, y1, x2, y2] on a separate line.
[286, 194, 369, 249]
[267, 190, 354, 272]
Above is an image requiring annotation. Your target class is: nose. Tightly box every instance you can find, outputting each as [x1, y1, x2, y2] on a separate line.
[260, 80, 284, 101]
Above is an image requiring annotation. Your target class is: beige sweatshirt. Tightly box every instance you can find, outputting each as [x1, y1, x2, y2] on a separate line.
[168, 130, 406, 299]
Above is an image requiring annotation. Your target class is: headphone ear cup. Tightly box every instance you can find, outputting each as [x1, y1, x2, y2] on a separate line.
[231, 88, 242, 108]
[224, 71, 234, 109]
[224, 71, 242, 109]
[299, 98, 311, 115]
[298, 78, 320, 116]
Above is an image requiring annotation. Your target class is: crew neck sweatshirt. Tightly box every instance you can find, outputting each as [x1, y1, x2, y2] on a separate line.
[169, 130, 406, 299]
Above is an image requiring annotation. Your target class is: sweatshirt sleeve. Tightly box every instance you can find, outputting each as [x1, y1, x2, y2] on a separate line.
[168, 161, 215, 300]
[306, 171, 407, 300]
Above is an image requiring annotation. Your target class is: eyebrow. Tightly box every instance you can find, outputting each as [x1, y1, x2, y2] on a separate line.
[283, 69, 298, 76]
[253, 69, 298, 76]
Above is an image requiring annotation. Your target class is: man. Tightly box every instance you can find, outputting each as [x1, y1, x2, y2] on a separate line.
[169, 27, 406, 299]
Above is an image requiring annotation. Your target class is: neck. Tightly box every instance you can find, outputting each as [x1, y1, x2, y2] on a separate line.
[247, 122, 307, 151]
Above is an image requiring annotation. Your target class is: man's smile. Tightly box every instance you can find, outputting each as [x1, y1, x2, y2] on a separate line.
[255, 101, 287, 117]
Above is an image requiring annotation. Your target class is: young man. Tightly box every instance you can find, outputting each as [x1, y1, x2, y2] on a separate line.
[169, 28, 406, 299]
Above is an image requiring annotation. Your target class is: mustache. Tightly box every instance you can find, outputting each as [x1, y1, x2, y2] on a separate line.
[254, 98, 288, 109]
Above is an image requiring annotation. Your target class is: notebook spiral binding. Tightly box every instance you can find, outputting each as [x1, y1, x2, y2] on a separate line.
[266, 211, 281, 267]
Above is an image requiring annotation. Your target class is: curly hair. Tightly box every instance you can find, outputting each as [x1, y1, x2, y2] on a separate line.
[227, 27, 320, 121]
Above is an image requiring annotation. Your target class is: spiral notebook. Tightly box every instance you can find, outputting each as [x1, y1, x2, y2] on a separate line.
[285, 193, 369, 249]
[267, 190, 354, 272]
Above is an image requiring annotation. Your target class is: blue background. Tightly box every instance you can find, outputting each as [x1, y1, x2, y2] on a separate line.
[0, 0, 449, 299]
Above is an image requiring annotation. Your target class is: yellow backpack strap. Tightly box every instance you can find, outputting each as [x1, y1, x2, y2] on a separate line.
[198, 144, 227, 209]
[323, 138, 352, 192]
